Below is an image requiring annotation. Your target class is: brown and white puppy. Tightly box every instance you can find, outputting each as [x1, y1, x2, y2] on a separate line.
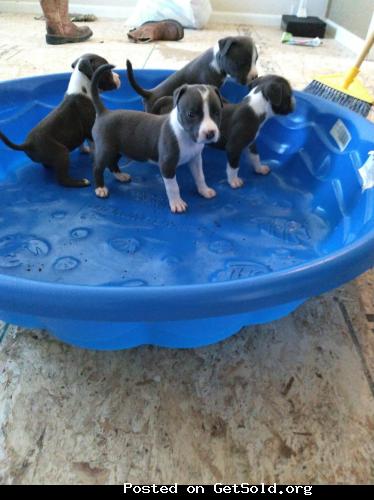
[0, 53, 120, 187]
[212, 75, 295, 188]
[91, 65, 223, 213]
[126, 35, 258, 113]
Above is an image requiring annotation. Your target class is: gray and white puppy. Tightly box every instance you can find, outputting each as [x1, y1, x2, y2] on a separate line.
[0, 53, 120, 187]
[91, 64, 223, 213]
[212, 75, 295, 188]
[126, 35, 258, 113]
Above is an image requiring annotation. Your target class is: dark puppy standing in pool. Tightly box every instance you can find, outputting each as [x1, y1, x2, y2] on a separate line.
[212, 75, 295, 188]
[126, 35, 258, 113]
[0, 53, 120, 187]
[90, 64, 223, 213]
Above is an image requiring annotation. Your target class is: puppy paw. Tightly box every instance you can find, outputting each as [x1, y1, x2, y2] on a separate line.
[113, 72, 121, 89]
[95, 186, 109, 198]
[80, 144, 92, 155]
[255, 165, 270, 175]
[199, 187, 216, 199]
[170, 198, 188, 213]
[82, 178, 90, 186]
[114, 172, 131, 183]
[228, 177, 244, 189]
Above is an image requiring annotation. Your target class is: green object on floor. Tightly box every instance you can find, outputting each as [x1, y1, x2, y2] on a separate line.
[281, 31, 321, 47]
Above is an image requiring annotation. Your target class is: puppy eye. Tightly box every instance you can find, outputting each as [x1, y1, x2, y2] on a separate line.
[187, 111, 195, 118]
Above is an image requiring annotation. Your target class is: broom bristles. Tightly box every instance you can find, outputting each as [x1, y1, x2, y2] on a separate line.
[305, 80, 372, 117]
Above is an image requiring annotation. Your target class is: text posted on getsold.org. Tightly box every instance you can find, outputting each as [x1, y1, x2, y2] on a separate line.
[123, 484, 313, 495]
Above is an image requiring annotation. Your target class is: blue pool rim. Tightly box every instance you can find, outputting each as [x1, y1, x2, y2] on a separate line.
[0, 70, 374, 348]
[0, 193, 373, 323]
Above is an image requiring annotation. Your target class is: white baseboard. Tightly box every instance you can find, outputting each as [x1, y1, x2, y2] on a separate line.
[210, 11, 281, 27]
[324, 17, 374, 61]
[324, 18, 364, 53]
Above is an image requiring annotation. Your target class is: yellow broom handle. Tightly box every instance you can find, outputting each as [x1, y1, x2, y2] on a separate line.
[343, 30, 374, 89]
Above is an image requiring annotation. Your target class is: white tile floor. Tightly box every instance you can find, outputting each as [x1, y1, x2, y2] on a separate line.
[0, 13, 374, 485]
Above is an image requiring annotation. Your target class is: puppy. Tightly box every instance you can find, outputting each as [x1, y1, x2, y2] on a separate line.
[126, 35, 258, 113]
[212, 75, 295, 188]
[90, 64, 223, 213]
[0, 53, 120, 187]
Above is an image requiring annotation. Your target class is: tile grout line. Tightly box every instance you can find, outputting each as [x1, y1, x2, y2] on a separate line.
[337, 298, 374, 399]
[141, 45, 156, 69]
[0, 323, 10, 344]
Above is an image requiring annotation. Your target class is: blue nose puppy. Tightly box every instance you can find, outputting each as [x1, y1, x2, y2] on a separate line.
[126, 35, 258, 113]
[212, 75, 295, 188]
[0, 53, 120, 187]
[91, 64, 223, 213]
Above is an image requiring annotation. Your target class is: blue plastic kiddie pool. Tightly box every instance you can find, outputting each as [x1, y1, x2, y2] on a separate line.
[0, 69, 373, 349]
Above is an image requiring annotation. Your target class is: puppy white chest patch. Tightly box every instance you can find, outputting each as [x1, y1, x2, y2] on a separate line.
[169, 108, 204, 165]
[210, 44, 221, 74]
[248, 90, 272, 120]
[247, 46, 258, 82]
[67, 63, 92, 99]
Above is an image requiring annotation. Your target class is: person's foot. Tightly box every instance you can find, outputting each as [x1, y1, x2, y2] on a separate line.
[46, 22, 93, 45]
[40, 0, 93, 45]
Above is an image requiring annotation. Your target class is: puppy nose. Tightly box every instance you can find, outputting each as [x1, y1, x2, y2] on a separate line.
[205, 130, 215, 141]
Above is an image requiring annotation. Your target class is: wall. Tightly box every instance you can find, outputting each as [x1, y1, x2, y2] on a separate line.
[327, 0, 374, 39]
[211, 0, 328, 17]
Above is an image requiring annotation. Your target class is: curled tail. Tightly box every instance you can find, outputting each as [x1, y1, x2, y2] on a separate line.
[91, 63, 115, 116]
[126, 59, 152, 100]
[0, 131, 26, 151]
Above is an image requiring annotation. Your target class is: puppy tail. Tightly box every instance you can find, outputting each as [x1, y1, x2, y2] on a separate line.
[0, 131, 26, 151]
[126, 59, 151, 100]
[91, 63, 115, 116]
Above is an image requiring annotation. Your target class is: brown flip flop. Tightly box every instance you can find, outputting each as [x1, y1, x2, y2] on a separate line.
[127, 19, 184, 43]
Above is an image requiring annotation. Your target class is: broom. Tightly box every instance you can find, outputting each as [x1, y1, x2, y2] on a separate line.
[305, 30, 374, 117]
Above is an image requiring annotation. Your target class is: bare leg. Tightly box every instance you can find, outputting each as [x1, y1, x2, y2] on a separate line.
[189, 154, 216, 199]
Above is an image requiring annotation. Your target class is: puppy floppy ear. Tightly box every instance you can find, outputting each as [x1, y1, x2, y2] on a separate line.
[77, 59, 94, 80]
[247, 76, 262, 92]
[212, 86, 224, 108]
[71, 57, 80, 69]
[267, 83, 283, 107]
[218, 37, 236, 57]
[173, 84, 188, 107]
